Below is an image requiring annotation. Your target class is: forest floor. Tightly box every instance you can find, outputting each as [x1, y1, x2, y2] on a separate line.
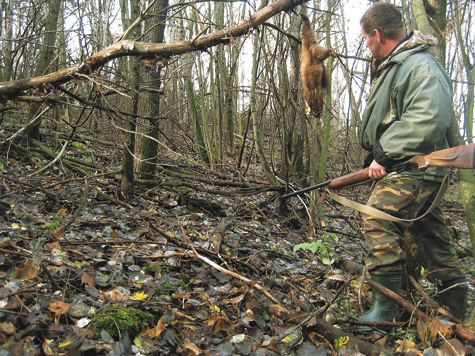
[0, 130, 474, 356]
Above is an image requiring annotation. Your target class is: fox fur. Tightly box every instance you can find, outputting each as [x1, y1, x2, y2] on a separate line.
[300, 13, 333, 118]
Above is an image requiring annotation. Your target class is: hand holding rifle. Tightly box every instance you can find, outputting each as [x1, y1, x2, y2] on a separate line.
[282, 143, 475, 199]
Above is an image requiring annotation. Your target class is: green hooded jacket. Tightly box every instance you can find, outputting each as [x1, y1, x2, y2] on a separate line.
[359, 31, 453, 182]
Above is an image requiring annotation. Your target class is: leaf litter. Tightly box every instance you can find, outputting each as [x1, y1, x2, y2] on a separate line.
[0, 140, 473, 356]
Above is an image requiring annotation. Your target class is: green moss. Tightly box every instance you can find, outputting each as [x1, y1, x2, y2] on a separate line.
[155, 280, 185, 295]
[71, 141, 90, 151]
[144, 265, 161, 275]
[89, 308, 155, 340]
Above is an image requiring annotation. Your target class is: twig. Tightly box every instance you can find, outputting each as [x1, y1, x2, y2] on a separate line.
[274, 279, 352, 344]
[28, 139, 69, 177]
[65, 178, 90, 227]
[408, 275, 461, 324]
[177, 219, 282, 305]
[42, 171, 120, 189]
[0, 288, 40, 298]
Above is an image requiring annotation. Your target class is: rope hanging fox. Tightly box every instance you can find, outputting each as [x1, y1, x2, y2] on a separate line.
[300, 13, 334, 118]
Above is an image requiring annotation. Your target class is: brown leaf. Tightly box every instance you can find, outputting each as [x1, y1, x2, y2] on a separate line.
[245, 309, 255, 320]
[418, 318, 456, 343]
[81, 272, 96, 287]
[111, 230, 120, 238]
[267, 304, 294, 321]
[46, 241, 61, 250]
[141, 317, 167, 339]
[52, 224, 66, 239]
[101, 288, 129, 301]
[0, 321, 15, 335]
[438, 338, 466, 356]
[71, 325, 95, 340]
[57, 209, 67, 216]
[222, 293, 245, 305]
[15, 260, 40, 281]
[325, 273, 347, 282]
[48, 301, 72, 317]
[207, 313, 233, 333]
[181, 342, 203, 356]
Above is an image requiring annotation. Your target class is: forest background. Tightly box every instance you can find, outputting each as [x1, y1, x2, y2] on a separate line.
[2, 0, 472, 251]
[0, 0, 474, 353]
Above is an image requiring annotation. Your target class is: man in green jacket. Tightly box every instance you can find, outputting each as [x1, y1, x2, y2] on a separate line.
[358, 2, 467, 324]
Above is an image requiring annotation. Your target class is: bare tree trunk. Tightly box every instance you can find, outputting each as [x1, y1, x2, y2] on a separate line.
[23, 0, 61, 140]
[452, 1, 474, 144]
[119, 0, 141, 201]
[1, 0, 13, 82]
[250, 0, 276, 185]
[137, 0, 169, 178]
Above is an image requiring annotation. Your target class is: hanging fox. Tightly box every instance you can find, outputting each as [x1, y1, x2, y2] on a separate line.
[300, 13, 334, 118]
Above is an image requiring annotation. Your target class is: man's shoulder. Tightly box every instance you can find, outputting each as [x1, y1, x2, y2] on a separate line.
[398, 50, 448, 78]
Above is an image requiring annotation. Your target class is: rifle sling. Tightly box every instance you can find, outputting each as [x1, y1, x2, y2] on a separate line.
[323, 172, 451, 222]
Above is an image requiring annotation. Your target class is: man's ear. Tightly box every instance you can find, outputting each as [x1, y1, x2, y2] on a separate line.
[374, 29, 385, 44]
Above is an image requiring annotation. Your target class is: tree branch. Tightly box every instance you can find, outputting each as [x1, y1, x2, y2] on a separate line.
[0, 0, 305, 98]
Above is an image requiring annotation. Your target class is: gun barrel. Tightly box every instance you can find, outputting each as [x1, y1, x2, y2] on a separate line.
[281, 167, 371, 199]
[281, 180, 331, 199]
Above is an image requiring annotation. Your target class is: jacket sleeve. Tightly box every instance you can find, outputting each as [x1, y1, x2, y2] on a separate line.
[377, 65, 453, 162]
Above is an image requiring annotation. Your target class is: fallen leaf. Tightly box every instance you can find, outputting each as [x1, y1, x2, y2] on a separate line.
[81, 272, 96, 287]
[207, 313, 233, 333]
[394, 339, 418, 354]
[438, 338, 466, 356]
[46, 241, 61, 250]
[130, 291, 148, 301]
[111, 230, 120, 238]
[53, 224, 66, 239]
[181, 342, 203, 356]
[49, 301, 72, 317]
[15, 260, 40, 281]
[58, 341, 73, 348]
[0, 321, 15, 334]
[101, 288, 129, 301]
[142, 317, 167, 339]
[418, 318, 456, 343]
[267, 304, 293, 321]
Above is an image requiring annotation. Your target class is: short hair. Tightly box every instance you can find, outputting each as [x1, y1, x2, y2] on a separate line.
[360, 2, 406, 40]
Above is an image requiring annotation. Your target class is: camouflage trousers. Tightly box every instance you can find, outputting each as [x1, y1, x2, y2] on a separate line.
[363, 175, 465, 283]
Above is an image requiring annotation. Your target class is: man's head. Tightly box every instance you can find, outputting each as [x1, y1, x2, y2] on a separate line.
[360, 2, 406, 59]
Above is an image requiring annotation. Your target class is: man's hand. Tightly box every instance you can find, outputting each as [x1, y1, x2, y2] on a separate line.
[368, 160, 388, 180]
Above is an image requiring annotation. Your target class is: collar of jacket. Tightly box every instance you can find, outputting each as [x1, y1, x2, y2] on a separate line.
[369, 30, 437, 84]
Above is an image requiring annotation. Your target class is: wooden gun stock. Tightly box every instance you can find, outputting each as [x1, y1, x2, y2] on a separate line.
[327, 167, 370, 189]
[408, 143, 475, 171]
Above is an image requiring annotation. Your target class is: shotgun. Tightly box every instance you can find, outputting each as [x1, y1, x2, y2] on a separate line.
[281, 143, 475, 199]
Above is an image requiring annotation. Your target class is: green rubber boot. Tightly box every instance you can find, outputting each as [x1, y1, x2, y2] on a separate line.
[438, 278, 468, 322]
[360, 273, 401, 324]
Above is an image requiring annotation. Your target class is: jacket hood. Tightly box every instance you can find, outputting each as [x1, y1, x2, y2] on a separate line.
[369, 31, 437, 87]
[379, 31, 437, 68]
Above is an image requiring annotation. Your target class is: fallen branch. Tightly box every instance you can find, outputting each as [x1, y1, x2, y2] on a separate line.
[42, 171, 120, 189]
[408, 275, 461, 324]
[177, 219, 282, 305]
[366, 279, 475, 342]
